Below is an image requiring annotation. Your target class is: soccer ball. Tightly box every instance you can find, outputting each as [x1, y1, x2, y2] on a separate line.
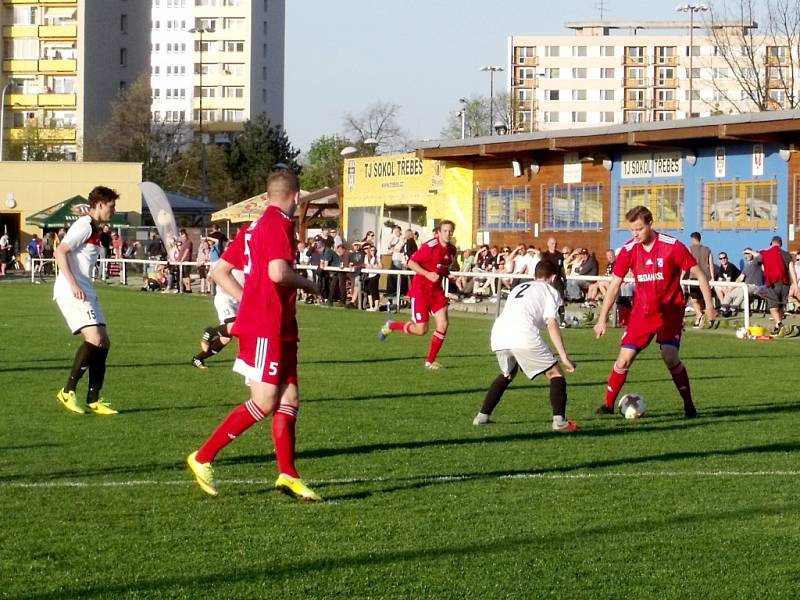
[618, 393, 647, 419]
[735, 327, 748, 339]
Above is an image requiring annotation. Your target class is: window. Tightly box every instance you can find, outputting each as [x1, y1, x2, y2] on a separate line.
[223, 86, 244, 98]
[517, 67, 534, 80]
[223, 109, 245, 122]
[655, 111, 675, 121]
[120, 14, 127, 34]
[572, 89, 586, 101]
[572, 67, 587, 79]
[689, 45, 700, 57]
[600, 111, 615, 123]
[517, 88, 532, 101]
[223, 63, 244, 76]
[544, 111, 559, 123]
[542, 184, 603, 231]
[517, 46, 535, 62]
[619, 183, 684, 229]
[600, 45, 615, 57]
[224, 41, 245, 53]
[479, 187, 530, 231]
[545, 45, 560, 57]
[703, 180, 777, 229]
[572, 46, 586, 57]
[712, 67, 729, 78]
[120, 47, 127, 67]
[601, 89, 615, 101]
[625, 46, 646, 63]
[571, 111, 587, 122]
[600, 67, 615, 79]
[544, 68, 560, 79]
[223, 17, 244, 30]
[545, 89, 560, 101]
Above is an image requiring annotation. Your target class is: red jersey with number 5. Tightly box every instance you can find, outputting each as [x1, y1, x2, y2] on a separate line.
[612, 232, 696, 318]
[231, 204, 298, 340]
[409, 236, 457, 296]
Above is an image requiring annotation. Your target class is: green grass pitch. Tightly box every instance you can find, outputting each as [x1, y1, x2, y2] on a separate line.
[1, 281, 799, 599]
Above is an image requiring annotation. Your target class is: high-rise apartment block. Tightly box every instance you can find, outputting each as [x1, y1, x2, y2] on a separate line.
[150, 0, 285, 141]
[509, 21, 791, 134]
[0, 0, 150, 160]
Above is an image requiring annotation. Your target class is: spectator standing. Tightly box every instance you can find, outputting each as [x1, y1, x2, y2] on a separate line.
[208, 224, 228, 254]
[540, 237, 568, 326]
[753, 236, 797, 335]
[27, 234, 42, 272]
[42, 231, 56, 275]
[687, 232, 714, 328]
[178, 229, 194, 293]
[401, 228, 418, 296]
[196, 237, 212, 294]
[363, 243, 381, 310]
[386, 225, 405, 296]
[348, 241, 366, 308]
[0, 231, 11, 275]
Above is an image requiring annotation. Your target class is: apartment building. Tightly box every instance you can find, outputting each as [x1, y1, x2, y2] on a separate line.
[508, 21, 791, 134]
[150, 0, 285, 141]
[0, 0, 150, 160]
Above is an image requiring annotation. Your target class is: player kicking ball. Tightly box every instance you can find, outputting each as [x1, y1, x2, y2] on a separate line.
[54, 186, 120, 415]
[378, 220, 457, 370]
[187, 170, 323, 501]
[593, 205, 716, 418]
[473, 260, 578, 432]
[191, 225, 248, 369]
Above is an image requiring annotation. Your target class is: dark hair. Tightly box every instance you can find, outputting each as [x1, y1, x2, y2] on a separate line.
[625, 205, 653, 225]
[772, 235, 783, 245]
[88, 186, 119, 207]
[690, 231, 701, 242]
[535, 259, 557, 280]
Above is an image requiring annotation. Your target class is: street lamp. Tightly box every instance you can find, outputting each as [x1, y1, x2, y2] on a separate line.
[189, 25, 215, 201]
[494, 121, 508, 136]
[339, 137, 378, 157]
[676, 3, 709, 118]
[458, 97, 467, 139]
[480, 65, 504, 135]
[0, 82, 12, 161]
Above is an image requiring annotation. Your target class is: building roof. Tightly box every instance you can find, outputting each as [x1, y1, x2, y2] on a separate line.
[562, 20, 757, 32]
[416, 110, 800, 160]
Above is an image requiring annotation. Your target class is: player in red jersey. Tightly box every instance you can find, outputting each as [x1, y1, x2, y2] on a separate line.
[593, 206, 716, 418]
[187, 170, 323, 501]
[378, 220, 458, 370]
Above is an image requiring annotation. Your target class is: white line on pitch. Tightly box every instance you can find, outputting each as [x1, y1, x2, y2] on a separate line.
[2, 470, 799, 490]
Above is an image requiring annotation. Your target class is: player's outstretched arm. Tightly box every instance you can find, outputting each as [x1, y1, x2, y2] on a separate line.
[269, 258, 320, 296]
[54, 241, 84, 300]
[689, 265, 717, 323]
[545, 318, 575, 373]
[593, 275, 623, 339]
[211, 258, 243, 302]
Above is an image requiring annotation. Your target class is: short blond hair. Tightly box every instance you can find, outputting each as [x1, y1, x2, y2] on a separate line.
[266, 169, 299, 198]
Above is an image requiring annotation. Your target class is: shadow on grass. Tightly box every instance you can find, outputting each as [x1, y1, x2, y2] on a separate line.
[12, 501, 798, 599]
[0, 361, 198, 374]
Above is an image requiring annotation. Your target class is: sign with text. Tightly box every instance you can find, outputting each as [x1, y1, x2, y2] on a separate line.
[752, 144, 764, 177]
[563, 152, 582, 184]
[343, 152, 444, 203]
[620, 151, 682, 179]
[715, 147, 726, 178]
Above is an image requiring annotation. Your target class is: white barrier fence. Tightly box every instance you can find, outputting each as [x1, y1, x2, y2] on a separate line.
[30, 258, 753, 329]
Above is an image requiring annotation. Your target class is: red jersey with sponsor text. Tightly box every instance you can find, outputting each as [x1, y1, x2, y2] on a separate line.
[408, 235, 457, 296]
[612, 232, 696, 318]
[231, 205, 298, 340]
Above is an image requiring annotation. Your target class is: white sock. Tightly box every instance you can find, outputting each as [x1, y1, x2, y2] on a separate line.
[552, 415, 567, 427]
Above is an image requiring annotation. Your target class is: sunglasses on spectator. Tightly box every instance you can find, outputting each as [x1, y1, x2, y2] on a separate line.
[719, 255, 727, 260]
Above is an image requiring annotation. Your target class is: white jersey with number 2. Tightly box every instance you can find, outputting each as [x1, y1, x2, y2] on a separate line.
[490, 280, 560, 351]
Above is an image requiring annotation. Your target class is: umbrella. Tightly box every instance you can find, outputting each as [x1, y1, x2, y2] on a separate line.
[25, 195, 129, 229]
[211, 193, 267, 223]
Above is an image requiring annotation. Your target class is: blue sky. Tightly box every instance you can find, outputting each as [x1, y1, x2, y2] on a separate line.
[284, 0, 683, 153]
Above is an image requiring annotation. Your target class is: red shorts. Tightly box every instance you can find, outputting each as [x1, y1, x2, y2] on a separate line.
[233, 336, 298, 385]
[409, 288, 448, 324]
[620, 312, 684, 351]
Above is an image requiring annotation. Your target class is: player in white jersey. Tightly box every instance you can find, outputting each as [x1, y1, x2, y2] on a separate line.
[473, 260, 578, 432]
[53, 186, 120, 415]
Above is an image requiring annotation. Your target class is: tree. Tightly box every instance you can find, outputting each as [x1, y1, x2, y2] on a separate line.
[343, 101, 409, 153]
[439, 92, 518, 140]
[706, 0, 800, 111]
[83, 73, 184, 184]
[299, 134, 351, 191]
[6, 127, 66, 161]
[225, 114, 302, 200]
[162, 141, 238, 205]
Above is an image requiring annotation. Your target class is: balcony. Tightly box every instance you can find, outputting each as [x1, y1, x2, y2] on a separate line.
[5, 93, 36, 107]
[655, 78, 677, 87]
[38, 93, 76, 107]
[655, 99, 678, 110]
[2, 25, 38, 37]
[624, 77, 648, 87]
[624, 100, 646, 109]
[623, 55, 647, 66]
[515, 55, 538, 66]
[38, 58, 77, 73]
[2, 59, 38, 73]
[655, 56, 678, 66]
[39, 24, 77, 38]
[767, 55, 788, 67]
[40, 0, 78, 4]
[8, 127, 76, 142]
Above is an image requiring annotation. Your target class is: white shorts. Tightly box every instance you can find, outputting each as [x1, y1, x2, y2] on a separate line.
[55, 295, 106, 334]
[214, 291, 239, 324]
[495, 345, 556, 380]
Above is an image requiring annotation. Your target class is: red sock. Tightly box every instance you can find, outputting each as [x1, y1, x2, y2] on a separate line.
[272, 404, 299, 478]
[605, 366, 628, 409]
[669, 362, 693, 406]
[389, 321, 413, 333]
[196, 400, 265, 463]
[426, 330, 446, 364]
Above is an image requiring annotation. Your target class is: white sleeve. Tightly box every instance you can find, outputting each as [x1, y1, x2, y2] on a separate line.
[62, 219, 92, 249]
[540, 286, 560, 321]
